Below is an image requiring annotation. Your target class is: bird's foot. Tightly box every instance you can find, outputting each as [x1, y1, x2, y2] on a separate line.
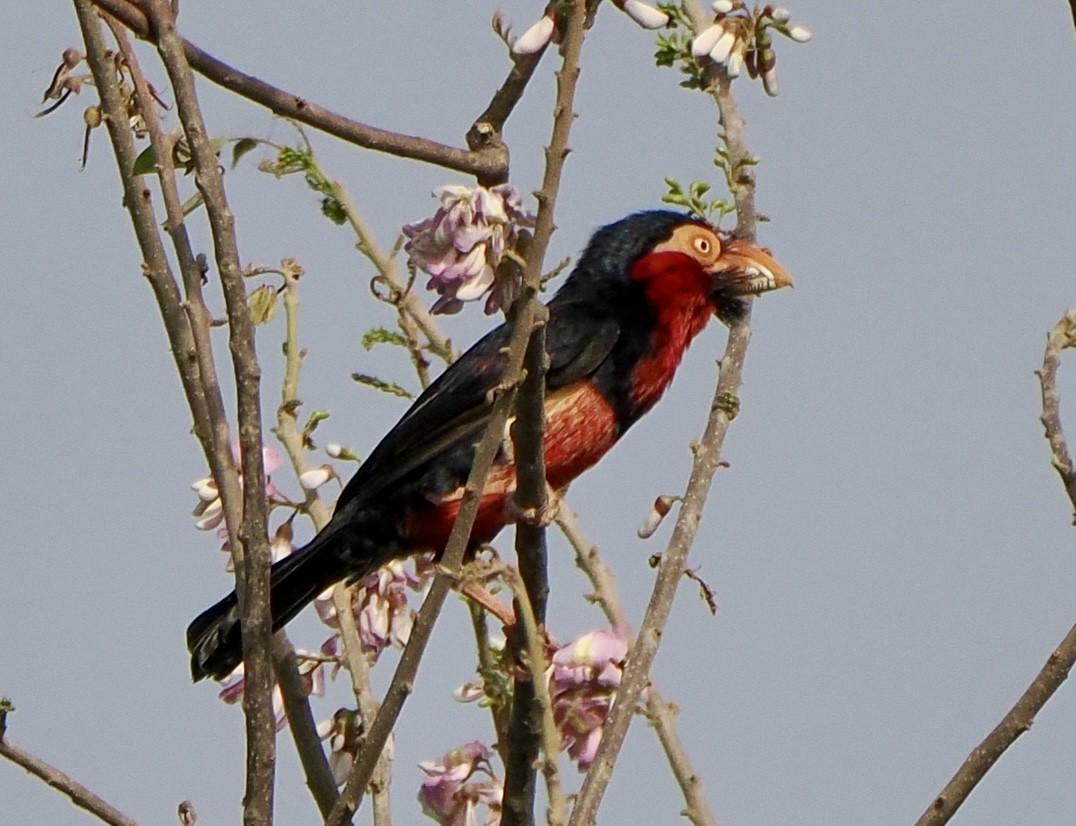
[506, 487, 561, 528]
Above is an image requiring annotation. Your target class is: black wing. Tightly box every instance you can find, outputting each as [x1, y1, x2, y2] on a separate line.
[334, 298, 621, 512]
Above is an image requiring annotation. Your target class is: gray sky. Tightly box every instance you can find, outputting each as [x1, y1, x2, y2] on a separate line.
[4, 2, 1076, 824]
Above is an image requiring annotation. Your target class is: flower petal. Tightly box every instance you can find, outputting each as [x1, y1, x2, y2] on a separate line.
[512, 15, 555, 55]
[691, 24, 726, 58]
[622, 1, 669, 30]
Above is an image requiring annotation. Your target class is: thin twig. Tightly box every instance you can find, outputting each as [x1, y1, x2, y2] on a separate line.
[272, 636, 340, 817]
[556, 504, 717, 826]
[0, 737, 138, 826]
[142, 3, 275, 822]
[328, 179, 455, 364]
[1039, 309, 1076, 520]
[272, 263, 388, 823]
[324, 297, 546, 825]
[914, 310, 1076, 825]
[90, 0, 510, 179]
[568, 4, 758, 820]
[505, 566, 567, 825]
[502, 2, 588, 822]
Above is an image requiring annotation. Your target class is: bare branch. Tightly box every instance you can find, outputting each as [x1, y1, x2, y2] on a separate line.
[1039, 309, 1076, 518]
[505, 565, 567, 825]
[914, 310, 1076, 825]
[272, 636, 340, 817]
[568, 3, 760, 820]
[90, 0, 512, 180]
[141, 2, 276, 821]
[324, 296, 546, 825]
[914, 623, 1076, 825]
[0, 736, 138, 826]
[501, 0, 589, 821]
[557, 505, 717, 826]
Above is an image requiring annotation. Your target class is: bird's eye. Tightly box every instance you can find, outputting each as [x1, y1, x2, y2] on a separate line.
[692, 236, 714, 256]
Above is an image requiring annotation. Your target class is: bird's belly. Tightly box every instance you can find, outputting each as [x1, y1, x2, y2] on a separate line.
[403, 381, 619, 551]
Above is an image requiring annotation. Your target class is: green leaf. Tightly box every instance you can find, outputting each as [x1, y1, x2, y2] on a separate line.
[303, 409, 331, 438]
[281, 398, 302, 416]
[351, 373, 414, 400]
[231, 137, 259, 169]
[362, 327, 409, 351]
[132, 145, 157, 176]
[248, 283, 278, 325]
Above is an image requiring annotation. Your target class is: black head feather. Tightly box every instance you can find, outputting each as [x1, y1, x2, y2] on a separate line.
[552, 210, 709, 303]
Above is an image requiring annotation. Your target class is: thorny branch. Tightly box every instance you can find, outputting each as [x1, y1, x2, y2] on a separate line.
[557, 504, 717, 826]
[501, 0, 588, 822]
[140, 3, 277, 823]
[914, 309, 1076, 826]
[568, 1, 761, 821]
[324, 294, 546, 826]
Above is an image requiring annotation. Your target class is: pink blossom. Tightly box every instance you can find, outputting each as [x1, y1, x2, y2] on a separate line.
[189, 443, 284, 532]
[418, 741, 502, 826]
[316, 556, 434, 661]
[549, 627, 631, 770]
[404, 185, 534, 315]
[218, 649, 324, 730]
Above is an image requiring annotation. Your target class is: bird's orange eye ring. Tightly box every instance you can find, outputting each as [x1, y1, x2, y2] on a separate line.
[692, 235, 715, 256]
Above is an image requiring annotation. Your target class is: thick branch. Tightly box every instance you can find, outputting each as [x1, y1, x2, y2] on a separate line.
[142, 2, 275, 822]
[502, 2, 588, 822]
[324, 297, 546, 825]
[90, 0, 509, 179]
[0, 737, 137, 826]
[568, 6, 757, 820]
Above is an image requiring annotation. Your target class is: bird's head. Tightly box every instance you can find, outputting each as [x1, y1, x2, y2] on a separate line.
[559, 210, 791, 325]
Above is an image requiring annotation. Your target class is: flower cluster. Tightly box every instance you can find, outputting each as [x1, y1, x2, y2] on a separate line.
[404, 185, 535, 315]
[315, 556, 435, 661]
[692, 1, 811, 96]
[189, 444, 284, 533]
[418, 741, 503, 826]
[549, 627, 632, 770]
[511, 1, 668, 55]
[218, 649, 325, 731]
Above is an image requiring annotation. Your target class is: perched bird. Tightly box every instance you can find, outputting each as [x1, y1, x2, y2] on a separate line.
[187, 210, 791, 681]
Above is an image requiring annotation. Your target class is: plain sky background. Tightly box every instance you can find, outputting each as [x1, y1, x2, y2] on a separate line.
[4, 2, 1076, 824]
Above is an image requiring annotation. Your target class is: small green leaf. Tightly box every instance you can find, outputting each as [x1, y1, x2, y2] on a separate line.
[351, 373, 414, 400]
[248, 283, 278, 325]
[362, 327, 409, 351]
[281, 398, 302, 416]
[231, 137, 259, 169]
[303, 409, 331, 438]
[132, 145, 157, 176]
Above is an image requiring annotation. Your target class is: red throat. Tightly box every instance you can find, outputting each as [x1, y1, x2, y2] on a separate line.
[629, 251, 715, 414]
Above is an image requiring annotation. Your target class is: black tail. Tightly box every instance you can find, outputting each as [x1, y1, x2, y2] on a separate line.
[186, 527, 359, 682]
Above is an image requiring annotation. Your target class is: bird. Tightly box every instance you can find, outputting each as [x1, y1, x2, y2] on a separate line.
[187, 209, 791, 681]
